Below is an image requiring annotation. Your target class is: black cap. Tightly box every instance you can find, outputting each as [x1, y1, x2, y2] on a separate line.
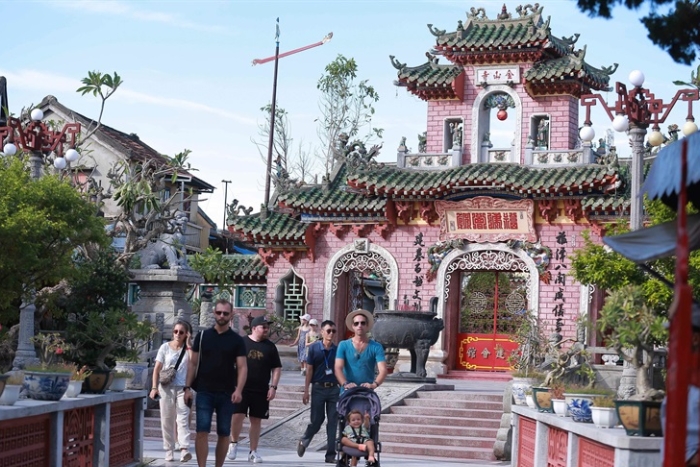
[251, 315, 271, 328]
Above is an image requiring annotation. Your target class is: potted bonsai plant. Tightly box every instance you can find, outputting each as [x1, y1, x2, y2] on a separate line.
[63, 365, 91, 399]
[0, 372, 23, 405]
[509, 311, 548, 406]
[590, 395, 619, 429]
[598, 284, 668, 436]
[24, 332, 73, 400]
[550, 382, 568, 417]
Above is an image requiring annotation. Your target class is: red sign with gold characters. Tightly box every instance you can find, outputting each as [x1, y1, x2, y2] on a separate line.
[435, 197, 536, 243]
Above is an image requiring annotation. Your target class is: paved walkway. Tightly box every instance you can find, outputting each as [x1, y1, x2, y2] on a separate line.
[143, 371, 510, 467]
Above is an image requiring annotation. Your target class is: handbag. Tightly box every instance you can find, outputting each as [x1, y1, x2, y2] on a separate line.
[159, 345, 186, 386]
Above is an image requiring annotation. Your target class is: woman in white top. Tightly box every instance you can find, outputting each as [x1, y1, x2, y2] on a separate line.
[150, 320, 192, 462]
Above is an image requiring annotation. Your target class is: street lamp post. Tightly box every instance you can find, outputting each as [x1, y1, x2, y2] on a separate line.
[222, 179, 231, 234]
[580, 70, 699, 230]
[0, 107, 81, 369]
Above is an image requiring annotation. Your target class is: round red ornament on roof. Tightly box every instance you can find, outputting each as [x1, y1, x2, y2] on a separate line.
[497, 109, 508, 121]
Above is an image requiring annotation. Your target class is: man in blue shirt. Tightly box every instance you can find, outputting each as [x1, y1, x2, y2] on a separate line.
[334, 309, 387, 392]
[297, 320, 340, 464]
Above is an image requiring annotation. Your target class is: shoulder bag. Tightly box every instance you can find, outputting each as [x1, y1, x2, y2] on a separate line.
[159, 345, 186, 386]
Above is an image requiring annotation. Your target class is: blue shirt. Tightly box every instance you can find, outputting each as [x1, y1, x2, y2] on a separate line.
[336, 339, 385, 387]
[305, 340, 338, 384]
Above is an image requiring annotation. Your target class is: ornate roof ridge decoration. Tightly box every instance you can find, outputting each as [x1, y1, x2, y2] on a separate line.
[228, 209, 307, 248]
[391, 54, 465, 101]
[524, 45, 619, 97]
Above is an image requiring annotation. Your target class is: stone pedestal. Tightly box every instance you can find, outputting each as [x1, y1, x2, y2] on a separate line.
[130, 269, 203, 339]
[12, 303, 39, 370]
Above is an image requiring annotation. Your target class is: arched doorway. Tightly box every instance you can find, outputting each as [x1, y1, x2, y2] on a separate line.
[435, 243, 540, 372]
[323, 242, 399, 335]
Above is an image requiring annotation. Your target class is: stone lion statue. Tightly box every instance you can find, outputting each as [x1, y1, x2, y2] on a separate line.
[138, 211, 189, 269]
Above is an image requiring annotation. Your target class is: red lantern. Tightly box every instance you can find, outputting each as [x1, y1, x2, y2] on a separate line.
[497, 109, 508, 121]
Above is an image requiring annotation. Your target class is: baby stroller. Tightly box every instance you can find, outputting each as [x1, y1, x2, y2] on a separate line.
[335, 387, 382, 467]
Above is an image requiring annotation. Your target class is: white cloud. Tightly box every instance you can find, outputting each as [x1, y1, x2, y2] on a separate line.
[48, 0, 228, 34]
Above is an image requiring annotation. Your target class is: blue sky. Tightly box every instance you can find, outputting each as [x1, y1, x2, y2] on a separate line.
[1, 0, 697, 230]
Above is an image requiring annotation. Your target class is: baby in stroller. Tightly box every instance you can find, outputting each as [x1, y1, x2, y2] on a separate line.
[336, 387, 381, 467]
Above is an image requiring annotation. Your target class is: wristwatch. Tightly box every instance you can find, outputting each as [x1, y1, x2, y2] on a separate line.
[270, 385, 278, 390]
[183, 386, 191, 391]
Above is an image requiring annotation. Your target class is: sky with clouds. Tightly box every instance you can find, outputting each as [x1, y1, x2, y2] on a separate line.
[1, 0, 697, 231]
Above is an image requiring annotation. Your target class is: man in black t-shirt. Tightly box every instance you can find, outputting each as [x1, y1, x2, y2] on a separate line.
[184, 299, 247, 467]
[228, 315, 282, 464]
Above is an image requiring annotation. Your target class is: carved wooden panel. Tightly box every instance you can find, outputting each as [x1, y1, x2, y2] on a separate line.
[546, 426, 568, 467]
[109, 400, 135, 467]
[578, 437, 614, 467]
[0, 414, 50, 467]
[517, 416, 536, 467]
[63, 406, 94, 467]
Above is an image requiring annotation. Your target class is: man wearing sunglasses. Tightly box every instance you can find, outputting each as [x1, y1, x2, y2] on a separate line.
[334, 309, 387, 393]
[297, 320, 340, 463]
[184, 299, 247, 467]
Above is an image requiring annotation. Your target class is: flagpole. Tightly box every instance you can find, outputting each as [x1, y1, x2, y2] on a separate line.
[263, 18, 281, 210]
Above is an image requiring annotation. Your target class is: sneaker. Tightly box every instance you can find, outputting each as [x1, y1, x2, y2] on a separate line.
[180, 450, 192, 462]
[227, 442, 238, 460]
[165, 450, 175, 462]
[248, 450, 263, 463]
[325, 455, 336, 463]
[297, 439, 307, 457]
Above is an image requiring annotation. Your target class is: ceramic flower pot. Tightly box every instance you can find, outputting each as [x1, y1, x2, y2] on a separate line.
[63, 380, 83, 399]
[24, 370, 71, 401]
[110, 377, 128, 392]
[615, 400, 663, 436]
[0, 374, 8, 400]
[525, 394, 536, 409]
[591, 406, 619, 429]
[512, 377, 537, 406]
[82, 369, 114, 394]
[0, 384, 21, 406]
[113, 361, 149, 390]
[552, 398, 569, 417]
[532, 387, 553, 413]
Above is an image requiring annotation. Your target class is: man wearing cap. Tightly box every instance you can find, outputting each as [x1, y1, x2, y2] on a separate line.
[334, 309, 388, 392]
[297, 320, 340, 463]
[228, 315, 282, 464]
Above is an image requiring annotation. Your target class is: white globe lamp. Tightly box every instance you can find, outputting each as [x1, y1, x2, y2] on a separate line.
[648, 130, 664, 147]
[629, 70, 645, 88]
[3, 143, 17, 155]
[30, 108, 44, 121]
[579, 125, 595, 142]
[65, 148, 79, 162]
[53, 157, 67, 170]
[612, 114, 629, 132]
[683, 120, 698, 136]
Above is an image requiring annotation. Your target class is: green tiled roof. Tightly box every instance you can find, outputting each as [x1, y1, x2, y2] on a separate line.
[223, 254, 267, 280]
[230, 210, 307, 246]
[431, 6, 573, 58]
[392, 56, 464, 88]
[348, 164, 619, 198]
[524, 47, 616, 91]
[581, 195, 630, 215]
[278, 165, 386, 215]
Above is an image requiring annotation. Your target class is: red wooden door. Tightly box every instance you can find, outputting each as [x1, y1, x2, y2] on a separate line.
[456, 271, 526, 371]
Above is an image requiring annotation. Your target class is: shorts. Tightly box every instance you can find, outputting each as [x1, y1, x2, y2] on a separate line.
[234, 390, 270, 419]
[195, 391, 235, 436]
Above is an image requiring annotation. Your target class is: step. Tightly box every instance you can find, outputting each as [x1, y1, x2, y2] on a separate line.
[378, 422, 498, 438]
[414, 391, 504, 402]
[379, 413, 501, 429]
[401, 398, 503, 410]
[379, 442, 496, 461]
[388, 406, 502, 419]
[378, 432, 494, 449]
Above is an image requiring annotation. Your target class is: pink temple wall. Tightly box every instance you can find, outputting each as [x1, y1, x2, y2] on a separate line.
[425, 63, 580, 161]
[263, 218, 596, 345]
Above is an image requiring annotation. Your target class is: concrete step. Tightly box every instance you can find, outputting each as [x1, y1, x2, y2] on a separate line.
[379, 413, 501, 429]
[388, 406, 502, 419]
[378, 432, 495, 449]
[379, 442, 496, 461]
[401, 397, 503, 410]
[378, 422, 498, 438]
[414, 391, 503, 402]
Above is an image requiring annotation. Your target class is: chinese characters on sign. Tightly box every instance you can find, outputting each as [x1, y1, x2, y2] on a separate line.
[552, 231, 568, 333]
[474, 66, 520, 85]
[435, 197, 537, 243]
[412, 232, 425, 310]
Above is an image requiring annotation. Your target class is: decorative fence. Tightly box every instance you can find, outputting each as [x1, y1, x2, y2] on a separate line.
[0, 390, 145, 467]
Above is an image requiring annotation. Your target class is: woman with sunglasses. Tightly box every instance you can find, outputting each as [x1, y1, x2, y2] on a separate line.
[334, 309, 387, 393]
[151, 320, 193, 462]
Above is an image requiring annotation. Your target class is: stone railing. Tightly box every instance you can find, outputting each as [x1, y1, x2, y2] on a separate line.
[0, 390, 146, 467]
[396, 149, 461, 169]
[531, 149, 585, 166]
[511, 406, 662, 467]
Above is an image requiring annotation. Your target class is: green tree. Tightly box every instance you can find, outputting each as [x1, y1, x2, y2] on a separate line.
[0, 156, 108, 324]
[575, 0, 700, 64]
[316, 54, 383, 175]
